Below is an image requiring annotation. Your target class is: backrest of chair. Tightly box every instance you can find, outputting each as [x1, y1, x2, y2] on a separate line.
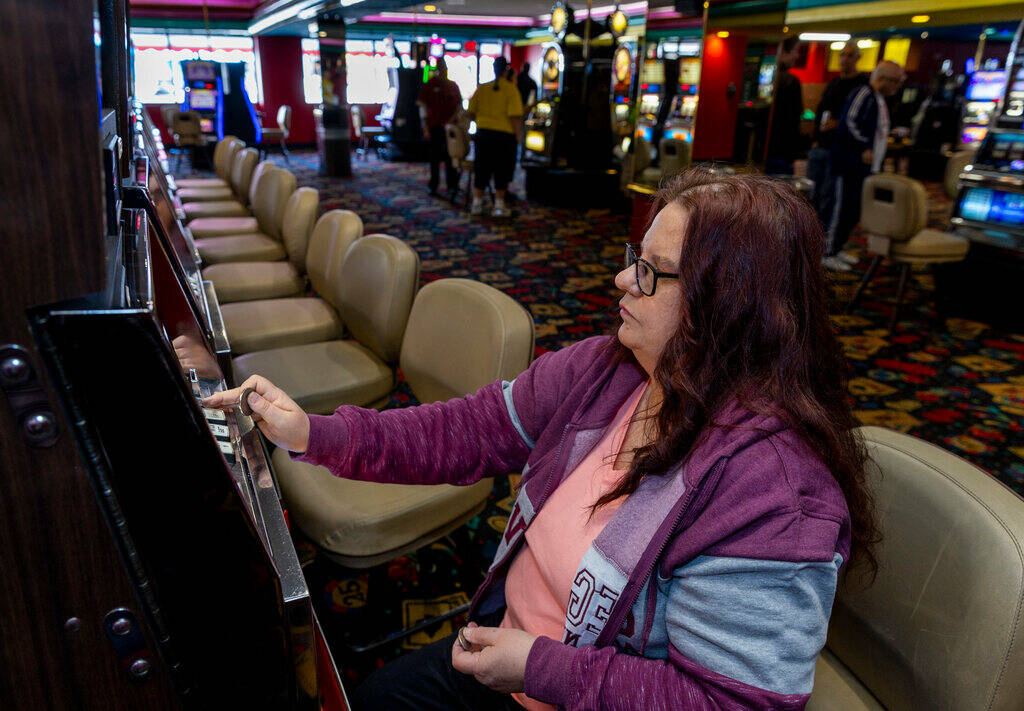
[172, 111, 202, 141]
[215, 136, 243, 179]
[306, 210, 364, 306]
[445, 123, 470, 161]
[250, 167, 297, 237]
[944, 149, 974, 200]
[859, 173, 928, 242]
[280, 187, 319, 270]
[246, 160, 273, 205]
[350, 105, 364, 137]
[277, 105, 292, 136]
[633, 134, 653, 172]
[400, 279, 535, 404]
[160, 105, 177, 130]
[825, 426, 1024, 711]
[658, 137, 691, 178]
[335, 235, 420, 364]
[229, 148, 259, 200]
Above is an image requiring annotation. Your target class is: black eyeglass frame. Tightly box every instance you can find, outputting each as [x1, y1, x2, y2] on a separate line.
[624, 243, 679, 296]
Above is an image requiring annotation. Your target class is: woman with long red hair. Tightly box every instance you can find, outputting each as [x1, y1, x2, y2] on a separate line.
[206, 168, 878, 710]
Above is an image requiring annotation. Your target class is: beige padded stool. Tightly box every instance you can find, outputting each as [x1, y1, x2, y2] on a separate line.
[232, 235, 421, 410]
[225, 234, 416, 359]
[198, 182, 312, 268]
[178, 147, 258, 206]
[193, 168, 296, 262]
[806, 426, 1024, 711]
[944, 148, 975, 200]
[267, 278, 535, 569]
[183, 155, 268, 223]
[175, 136, 242, 188]
[846, 174, 969, 330]
[204, 210, 363, 304]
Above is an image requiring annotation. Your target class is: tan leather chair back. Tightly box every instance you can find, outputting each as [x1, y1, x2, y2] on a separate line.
[658, 137, 691, 179]
[246, 160, 273, 205]
[277, 105, 292, 138]
[280, 187, 319, 270]
[823, 426, 1024, 710]
[400, 279, 535, 404]
[335, 235, 420, 364]
[250, 167, 297, 238]
[859, 173, 928, 242]
[306, 210, 364, 301]
[229, 148, 259, 201]
[445, 123, 470, 161]
[211, 135, 243, 179]
[944, 149, 974, 200]
[171, 111, 203, 147]
[160, 105, 177, 131]
[633, 133, 654, 173]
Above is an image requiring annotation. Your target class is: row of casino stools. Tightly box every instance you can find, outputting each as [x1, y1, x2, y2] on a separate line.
[173, 136, 537, 569]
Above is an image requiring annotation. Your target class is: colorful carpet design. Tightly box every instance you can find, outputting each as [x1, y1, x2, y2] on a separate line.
[185, 152, 1024, 688]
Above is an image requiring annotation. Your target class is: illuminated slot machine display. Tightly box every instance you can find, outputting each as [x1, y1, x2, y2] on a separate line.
[961, 70, 1007, 145]
[182, 60, 221, 139]
[635, 58, 666, 145]
[663, 55, 702, 144]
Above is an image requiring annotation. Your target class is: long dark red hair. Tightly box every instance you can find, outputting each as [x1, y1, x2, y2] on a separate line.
[599, 168, 878, 580]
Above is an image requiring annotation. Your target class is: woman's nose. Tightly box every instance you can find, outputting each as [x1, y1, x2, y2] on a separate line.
[614, 266, 638, 294]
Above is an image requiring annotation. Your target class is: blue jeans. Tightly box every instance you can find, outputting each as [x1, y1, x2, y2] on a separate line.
[806, 146, 835, 233]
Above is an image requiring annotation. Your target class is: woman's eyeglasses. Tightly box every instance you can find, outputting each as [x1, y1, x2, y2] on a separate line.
[624, 243, 678, 296]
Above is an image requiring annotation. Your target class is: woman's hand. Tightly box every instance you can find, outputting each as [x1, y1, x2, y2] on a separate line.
[202, 375, 311, 453]
[450, 623, 536, 694]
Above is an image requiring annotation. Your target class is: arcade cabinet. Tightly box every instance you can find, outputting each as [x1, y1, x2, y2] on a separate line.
[181, 60, 261, 146]
[378, 42, 428, 160]
[940, 17, 1024, 331]
[521, 1, 616, 205]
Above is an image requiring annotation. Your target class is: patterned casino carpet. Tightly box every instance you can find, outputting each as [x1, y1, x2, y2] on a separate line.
[185, 151, 1024, 686]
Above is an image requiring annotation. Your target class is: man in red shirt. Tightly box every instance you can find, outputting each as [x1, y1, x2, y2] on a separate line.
[417, 60, 463, 197]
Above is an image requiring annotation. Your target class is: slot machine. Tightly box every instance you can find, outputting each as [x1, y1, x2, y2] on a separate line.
[181, 60, 261, 145]
[522, 26, 568, 168]
[961, 70, 1007, 145]
[609, 10, 636, 156]
[940, 17, 1024, 330]
[663, 54, 702, 144]
[635, 56, 666, 148]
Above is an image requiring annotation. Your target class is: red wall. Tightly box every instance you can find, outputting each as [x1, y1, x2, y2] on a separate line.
[254, 35, 315, 144]
[693, 33, 747, 161]
[789, 42, 831, 85]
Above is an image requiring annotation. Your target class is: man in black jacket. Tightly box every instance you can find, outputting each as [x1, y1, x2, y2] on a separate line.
[807, 41, 868, 266]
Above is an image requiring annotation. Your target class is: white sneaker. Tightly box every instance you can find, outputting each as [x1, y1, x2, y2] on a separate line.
[837, 251, 859, 265]
[469, 199, 484, 216]
[492, 201, 508, 218]
[822, 255, 852, 272]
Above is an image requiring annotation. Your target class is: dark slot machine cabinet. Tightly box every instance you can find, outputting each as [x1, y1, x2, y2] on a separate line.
[939, 17, 1024, 331]
[30, 202, 349, 709]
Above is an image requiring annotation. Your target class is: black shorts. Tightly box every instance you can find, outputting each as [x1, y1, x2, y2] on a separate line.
[473, 128, 517, 191]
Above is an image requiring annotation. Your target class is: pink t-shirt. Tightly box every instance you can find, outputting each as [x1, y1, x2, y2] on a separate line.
[501, 382, 647, 710]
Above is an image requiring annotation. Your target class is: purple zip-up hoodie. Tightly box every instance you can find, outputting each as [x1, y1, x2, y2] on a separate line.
[297, 336, 851, 710]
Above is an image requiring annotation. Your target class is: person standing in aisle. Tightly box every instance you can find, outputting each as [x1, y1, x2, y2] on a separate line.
[765, 37, 805, 176]
[516, 62, 537, 107]
[418, 59, 463, 198]
[824, 60, 904, 272]
[467, 56, 524, 217]
[807, 41, 868, 261]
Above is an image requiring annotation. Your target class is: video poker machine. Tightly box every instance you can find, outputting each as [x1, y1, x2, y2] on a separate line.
[181, 59, 261, 145]
[940, 16, 1024, 330]
[961, 70, 1007, 145]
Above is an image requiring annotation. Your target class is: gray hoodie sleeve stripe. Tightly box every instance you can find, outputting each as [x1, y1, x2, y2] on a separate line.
[665, 553, 842, 695]
[502, 379, 535, 450]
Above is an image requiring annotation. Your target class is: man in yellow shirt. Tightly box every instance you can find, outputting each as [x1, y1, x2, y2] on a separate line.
[467, 57, 523, 217]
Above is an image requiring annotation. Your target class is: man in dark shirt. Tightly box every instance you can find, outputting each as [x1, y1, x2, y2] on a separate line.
[417, 60, 463, 196]
[807, 41, 868, 259]
[765, 37, 804, 175]
[516, 63, 537, 108]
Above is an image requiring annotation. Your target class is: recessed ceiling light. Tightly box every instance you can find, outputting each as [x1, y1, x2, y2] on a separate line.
[716, 31, 729, 38]
[911, 15, 929, 23]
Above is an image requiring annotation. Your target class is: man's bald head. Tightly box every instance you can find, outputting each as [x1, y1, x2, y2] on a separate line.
[871, 60, 904, 96]
[839, 41, 861, 76]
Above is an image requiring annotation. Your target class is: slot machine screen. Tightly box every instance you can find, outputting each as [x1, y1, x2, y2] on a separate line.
[979, 131, 1024, 172]
[961, 125, 988, 144]
[199, 118, 215, 133]
[641, 60, 665, 85]
[678, 57, 701, 86]
[184, 61, 217, 81]
[966, 71, 1006, 101]
[190, 89, 218, 110]
[957, 187, 1024, 228]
